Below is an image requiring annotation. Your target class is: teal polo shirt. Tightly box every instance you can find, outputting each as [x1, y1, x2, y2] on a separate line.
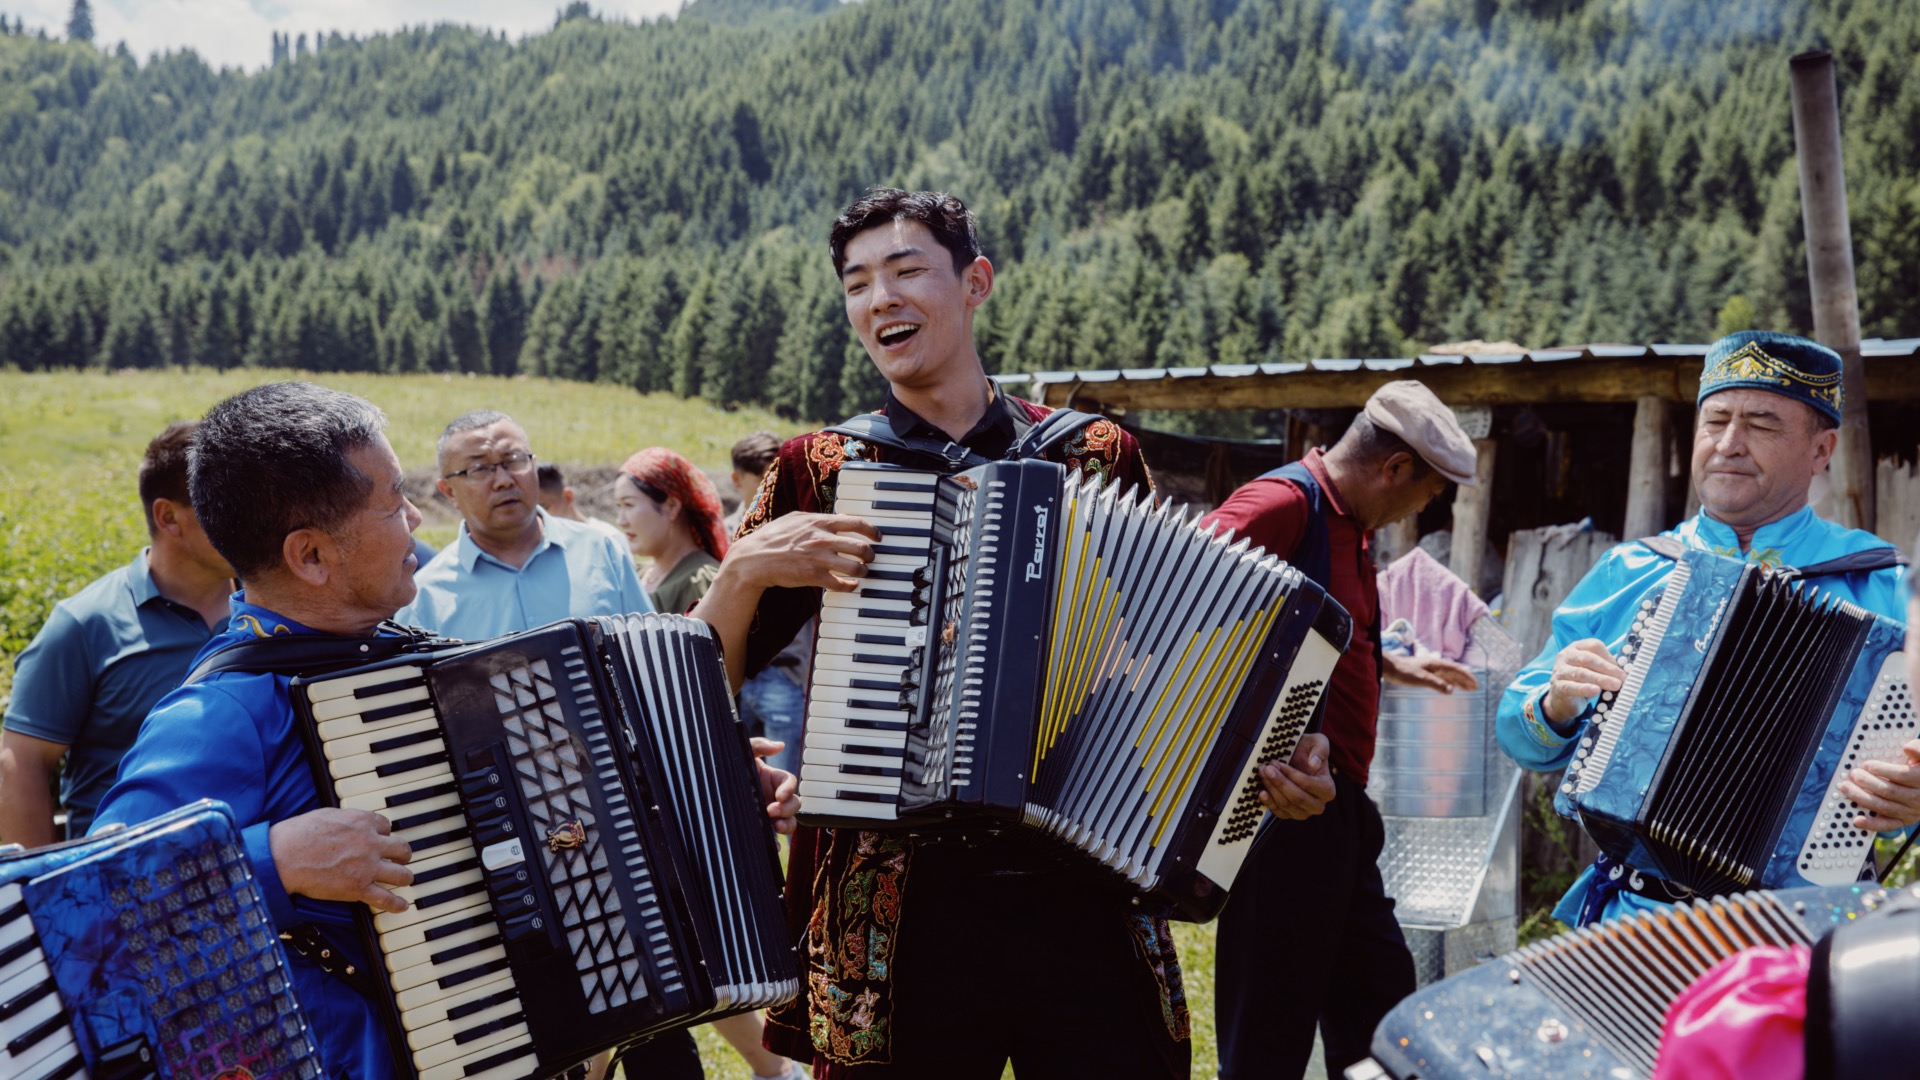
[395, 507, 652, 640]
[4, 548, 219, 836]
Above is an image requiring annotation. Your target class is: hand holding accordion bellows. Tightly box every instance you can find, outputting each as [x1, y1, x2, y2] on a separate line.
[267, 805, 416, 913]
[692, 512, 880, 689]
[752, 736, 803, 834]
[1256, 731, 1336, 820]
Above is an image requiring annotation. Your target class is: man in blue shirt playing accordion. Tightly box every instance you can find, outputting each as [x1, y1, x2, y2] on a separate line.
[1496, 330, 1918, 927]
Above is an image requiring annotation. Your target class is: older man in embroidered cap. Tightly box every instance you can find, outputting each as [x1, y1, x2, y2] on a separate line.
[1497, 330, 1918, 931]
[1201, 379, 1483, 1080]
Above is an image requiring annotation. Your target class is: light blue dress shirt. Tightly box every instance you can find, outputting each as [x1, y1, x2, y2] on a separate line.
[1496, 506, 1909, 926]
[395, 508, 651, 639]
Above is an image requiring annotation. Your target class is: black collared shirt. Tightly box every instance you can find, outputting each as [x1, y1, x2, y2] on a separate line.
[883, 384, 1034, 458]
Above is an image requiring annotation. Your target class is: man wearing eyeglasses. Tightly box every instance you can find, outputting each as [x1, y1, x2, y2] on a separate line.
[396, 409, 651, 640]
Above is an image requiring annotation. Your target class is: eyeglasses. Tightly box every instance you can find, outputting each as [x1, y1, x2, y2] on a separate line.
[444, 451, 536, 482]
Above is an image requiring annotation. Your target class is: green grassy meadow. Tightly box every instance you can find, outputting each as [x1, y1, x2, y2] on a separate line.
[0, 369, 1232, 1079]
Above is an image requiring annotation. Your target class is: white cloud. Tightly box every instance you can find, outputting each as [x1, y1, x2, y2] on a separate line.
[10, 0, 686, 71]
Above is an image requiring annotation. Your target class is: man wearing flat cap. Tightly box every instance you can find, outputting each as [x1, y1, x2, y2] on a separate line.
[1200, 379, 1482, 1080]
[1498, 330, 1918, 929]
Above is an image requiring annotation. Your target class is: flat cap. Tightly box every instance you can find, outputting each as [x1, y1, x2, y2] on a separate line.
[1363, 380, 1479, 486]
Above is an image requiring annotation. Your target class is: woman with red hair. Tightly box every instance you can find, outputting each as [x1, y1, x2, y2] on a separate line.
[615, 447, 730, 615]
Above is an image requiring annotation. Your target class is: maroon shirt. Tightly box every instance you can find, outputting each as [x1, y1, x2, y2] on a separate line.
[1198, 448, 1383, 784]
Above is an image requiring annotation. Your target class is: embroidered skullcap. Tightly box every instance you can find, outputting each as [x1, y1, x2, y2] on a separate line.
[1697, 331, 1844, 424]
[620, 447, 730, 561]
[1363, 380, 1479, 486]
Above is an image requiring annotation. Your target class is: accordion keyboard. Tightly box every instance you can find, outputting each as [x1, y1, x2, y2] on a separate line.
[307, 666, 537, 1080]
[0, 889, 83, 1080]
[799, 463, 943, 822]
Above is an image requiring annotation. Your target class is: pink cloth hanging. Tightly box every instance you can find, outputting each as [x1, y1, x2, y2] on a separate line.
[1650, 944, 1810, 1080]
[1375, 547, 1488, 662]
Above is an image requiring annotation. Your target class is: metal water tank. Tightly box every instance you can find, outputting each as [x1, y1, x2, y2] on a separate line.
[1369, 677, 1493, 818]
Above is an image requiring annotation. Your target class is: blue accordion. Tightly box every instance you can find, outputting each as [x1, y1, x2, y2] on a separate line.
[0, 801, 322, 1080]
[1557, 547, 1913, 894]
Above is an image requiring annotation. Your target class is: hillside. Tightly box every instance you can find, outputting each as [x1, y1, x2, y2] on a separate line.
[2, 0, 1917, 428]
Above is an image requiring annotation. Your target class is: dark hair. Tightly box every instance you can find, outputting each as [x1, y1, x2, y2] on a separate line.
[436, 408, 515, 474]
[730, 431, 781, 476]
[190, 382, 387, 581]
[536, 462, 567, 494]
[1338, 413, 1436, 479]
[830, 188, 981, 276]
[138, 421, 198, 534]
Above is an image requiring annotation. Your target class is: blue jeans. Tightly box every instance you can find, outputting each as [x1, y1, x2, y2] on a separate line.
[738, 668, 804, 775]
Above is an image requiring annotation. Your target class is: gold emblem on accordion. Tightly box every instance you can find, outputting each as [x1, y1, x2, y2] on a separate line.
[545, 820, 587, 852]
[952, 475, 978, 490]
[214, 1070, 255, 1080]
[942, 620, 958, 647]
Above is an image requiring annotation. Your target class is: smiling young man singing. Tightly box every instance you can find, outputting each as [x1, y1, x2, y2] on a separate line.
[687, 189, 1338, 1079]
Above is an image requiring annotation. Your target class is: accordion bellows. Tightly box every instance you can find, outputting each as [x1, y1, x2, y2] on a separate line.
[799, 460, 1351, 921]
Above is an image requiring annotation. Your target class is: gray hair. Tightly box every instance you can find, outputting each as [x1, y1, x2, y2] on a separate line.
[190, 382, 387, 580]
[436, 409, 517, 474]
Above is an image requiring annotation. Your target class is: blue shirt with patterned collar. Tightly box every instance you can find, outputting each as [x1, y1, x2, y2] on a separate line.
[4, 548, 218, 836]
[396, 507, 651, 640]
[1496, 505, 1909, 927]
[92, 595, 397, 1079]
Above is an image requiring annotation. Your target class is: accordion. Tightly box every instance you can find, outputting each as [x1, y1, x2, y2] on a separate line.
[1559, 547, 1913, 895]
[1356, 880, 1918, 1080]
[288, 614, 797, 1080]
[0, 800, 323, 1080]
[798, 459, 1352, 920]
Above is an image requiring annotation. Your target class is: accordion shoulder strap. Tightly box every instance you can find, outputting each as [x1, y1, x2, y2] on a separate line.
[183, 624, 447, 685]
[1635, 536, 1908, 579]
[822, 407, 1104, 472]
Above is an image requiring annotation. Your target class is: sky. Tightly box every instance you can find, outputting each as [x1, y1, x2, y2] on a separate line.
[8, 0, 687, 71]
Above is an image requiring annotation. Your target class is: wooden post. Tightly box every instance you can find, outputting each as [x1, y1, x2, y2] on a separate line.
[1449, 438, 1499, 596]
[1376, 518, 1419, 566]
[1790, 50, 1874, 532]
[1621, 396, 1670, 541]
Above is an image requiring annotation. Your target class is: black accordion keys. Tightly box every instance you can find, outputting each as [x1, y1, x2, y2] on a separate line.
[800, 459, 1352, 920]
[289, 614, 797, 1080]
[0, 800, 323, 1080]
[1560, 547, 1914, 895]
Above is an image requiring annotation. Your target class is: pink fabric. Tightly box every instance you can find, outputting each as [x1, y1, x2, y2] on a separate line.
[1650, 945, 1810, 1080]
[1375, 547, 1488, 661]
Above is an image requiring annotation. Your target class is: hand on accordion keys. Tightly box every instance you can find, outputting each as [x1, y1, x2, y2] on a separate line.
[1257, 732, 1336, 821]
[268, 806, 416, 912]
[1840, 738, 1920, 832]
[692, 511, 880, 689]
[753, 737, 802, 835]
[1543, 638, 1627, 727]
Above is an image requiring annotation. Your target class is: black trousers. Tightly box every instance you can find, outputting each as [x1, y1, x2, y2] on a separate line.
[615, 1027, 702, 1079]
[1215, 774, 1415, 1079]
[825, 844, 1187, 1079]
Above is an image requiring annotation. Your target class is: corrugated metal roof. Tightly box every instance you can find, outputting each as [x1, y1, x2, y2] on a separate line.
[991, 339, 1920, 407]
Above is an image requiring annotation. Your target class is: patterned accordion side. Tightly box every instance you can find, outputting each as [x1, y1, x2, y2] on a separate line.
[1359, 881, 1914, 1080]
[289, 614, 796, 1080]
[0, 800, 323, 1080]
[798, 459, 1351, 921]
[1558, 547, 1913, 895]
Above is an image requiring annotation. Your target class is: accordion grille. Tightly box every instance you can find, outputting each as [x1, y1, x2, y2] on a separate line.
[493, 652, 645, 1013]
[1514, 891, 1810, 1076]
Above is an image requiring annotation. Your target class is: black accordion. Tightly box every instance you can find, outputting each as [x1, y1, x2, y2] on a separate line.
[289, 614, 797, 1080]
[798, 459, 1352, 920]
[0, 800, 323, 1080]
[1357, 881, 1920, 1080]
[1559, 547, 1913, 895]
